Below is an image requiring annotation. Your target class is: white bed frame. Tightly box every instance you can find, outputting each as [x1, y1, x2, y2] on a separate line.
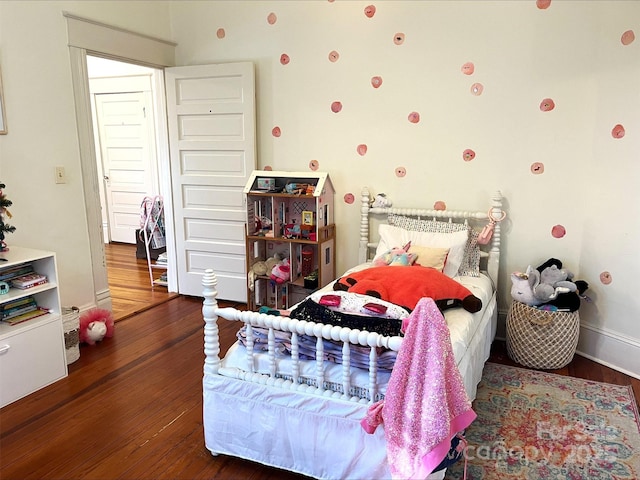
[201, 187, 504, 479]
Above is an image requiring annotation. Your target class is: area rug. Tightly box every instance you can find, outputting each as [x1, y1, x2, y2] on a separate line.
[445, 362, 640, 479]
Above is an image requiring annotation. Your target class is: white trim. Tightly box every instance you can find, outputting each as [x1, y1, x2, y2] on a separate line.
[576, 323, 640, 380]
[64, 12, 176, 67]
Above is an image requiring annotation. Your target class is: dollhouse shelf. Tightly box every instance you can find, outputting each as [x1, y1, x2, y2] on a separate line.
[244, 171, 336, 310]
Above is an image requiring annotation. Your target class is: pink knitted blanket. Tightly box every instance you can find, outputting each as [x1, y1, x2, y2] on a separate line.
[361, 297, 476, 479]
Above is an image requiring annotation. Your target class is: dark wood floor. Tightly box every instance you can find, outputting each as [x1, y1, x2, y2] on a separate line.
[105, 242, 178, 322]
[1, 254, 638, 479]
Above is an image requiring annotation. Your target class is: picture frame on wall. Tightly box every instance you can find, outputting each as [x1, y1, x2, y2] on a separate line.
[0, 67, 6, 135]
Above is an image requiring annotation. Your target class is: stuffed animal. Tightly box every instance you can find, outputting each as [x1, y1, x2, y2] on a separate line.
[270, 258, 291, 285]
[510, 266, 545, 306]
[333, 265, 482, 313]
[372, 241, 417, 267]
[371, 193, 393, 208]
[79, 308, 115, 345]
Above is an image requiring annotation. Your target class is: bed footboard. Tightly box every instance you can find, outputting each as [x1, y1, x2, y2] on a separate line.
[202, 269, 402, 404]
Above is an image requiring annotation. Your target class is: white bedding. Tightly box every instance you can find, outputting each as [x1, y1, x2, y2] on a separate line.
[221, 267, 495, 401]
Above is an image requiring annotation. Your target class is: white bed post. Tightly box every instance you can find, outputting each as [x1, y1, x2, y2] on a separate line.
[359, 186, 372, 264]
[487, 191, 504, 286]
[202, 269, 221, 376]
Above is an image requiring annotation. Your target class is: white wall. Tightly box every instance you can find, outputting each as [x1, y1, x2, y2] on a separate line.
[168, 0, 640, 377]
[0, 1, 172, 311]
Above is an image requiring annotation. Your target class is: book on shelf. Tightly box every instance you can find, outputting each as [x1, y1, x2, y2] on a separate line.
[0, 263, 35, 282]
[2, 302, 38, 320]
[1, 307, 51, 325]
[10, 273, 48, 289]
[0, 295, 36, 311]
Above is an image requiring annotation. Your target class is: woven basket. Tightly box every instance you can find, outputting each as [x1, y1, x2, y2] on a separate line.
[62, 306, 80, 365]
[506, 301, 579, 370]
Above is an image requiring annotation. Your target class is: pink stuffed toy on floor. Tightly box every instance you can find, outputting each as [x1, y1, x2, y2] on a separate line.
[79, 308, 115, 345]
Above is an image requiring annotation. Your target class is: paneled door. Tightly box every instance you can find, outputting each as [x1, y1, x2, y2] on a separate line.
[165, 63, 256, 300]
[93, 90, 157, 243]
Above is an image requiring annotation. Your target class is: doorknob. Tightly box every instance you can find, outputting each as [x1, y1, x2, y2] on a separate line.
[104, 175, 110, 181]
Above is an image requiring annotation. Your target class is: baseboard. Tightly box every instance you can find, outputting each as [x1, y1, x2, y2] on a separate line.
[576, 323, 640, 381]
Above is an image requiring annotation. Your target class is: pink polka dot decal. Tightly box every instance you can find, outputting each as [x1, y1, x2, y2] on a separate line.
[272, 126, 281, 137]
[267, 13, 277, 25]
[536, 0, 551, 9]
[280, 54, 290, 65]
[371, 76, 383, 88]
[462, 149, 476, 162]
[434, 201, 446, 211]
[540, 98, 555, 112]
[621, 30, 635, 45]
[216, 28, 225, 39]
[395, 167, 407, 177]
[551, 225, 566, 238]
[344, 193, 355, 204]
[461, 62, 475, 75]
[357, 144, 368, 156]
[328, 51, 340, 62]
[600, 271, 612, 285]
[531, 162, 544, 174]
[408, 112, 420, 124]
[470, 83, 483, 96]
[331, 101, 343, 113]
[309, 160, 319, 171]
[612, 124, 625, 139]
[364, 5, 376, 18]
[264, 166, 273, 171]
[394, 33, 405, 45]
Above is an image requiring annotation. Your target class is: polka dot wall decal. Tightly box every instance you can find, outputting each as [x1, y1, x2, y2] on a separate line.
[309, 160, 319, 171]
[600, 271, 612, 285]
[393, 33, 405, 45]
[536, 0, 551, 9]
[371, 76, 383, 88]
[531, 162, 545, 174]
[611, 124, 625, 138]
[331, 101, 343, 113]
[408, 112, 420, 124]
[272, 126, 281, 137]
[364, 5, 376, 18]
[540, 98, 555, 111]
[280, 54, 290, 65]
[462, 149, 476, 162]
[551, 225, 566, 238]
[357, 144, 368, 156]
[470, 83, 484, 96]
[328, 50, 340, 62]
[621, 30, 635, 45]
[395, 167, 407, 178]
[216, 28, 225, 39]
[434, 201, 446, 211]
[264, 166, 273, 171]
[461, 62, 475, 75]
[267, 12, 277, 25]
[344, 193, 355, 204]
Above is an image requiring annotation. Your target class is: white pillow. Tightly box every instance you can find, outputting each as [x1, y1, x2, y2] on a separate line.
[375, 224, 468, 278]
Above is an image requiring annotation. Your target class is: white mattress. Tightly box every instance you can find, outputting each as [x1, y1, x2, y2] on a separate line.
[221, 270, 495, 400]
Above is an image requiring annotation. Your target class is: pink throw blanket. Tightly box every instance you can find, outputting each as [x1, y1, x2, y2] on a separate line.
[361, 297, 476, 479]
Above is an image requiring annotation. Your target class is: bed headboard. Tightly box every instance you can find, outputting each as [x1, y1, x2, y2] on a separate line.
[358, 187, 504, 288]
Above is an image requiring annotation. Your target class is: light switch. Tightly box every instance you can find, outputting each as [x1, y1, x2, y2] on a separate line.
[55, 166, 66, 184]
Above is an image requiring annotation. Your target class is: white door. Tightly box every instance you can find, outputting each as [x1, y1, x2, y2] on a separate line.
[166, 63, 256, 300]
[93, 91, 157, 243]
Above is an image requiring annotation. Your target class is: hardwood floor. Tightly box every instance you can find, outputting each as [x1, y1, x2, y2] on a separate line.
[105, 242, 178, 322]
[1, 259, 638, 479]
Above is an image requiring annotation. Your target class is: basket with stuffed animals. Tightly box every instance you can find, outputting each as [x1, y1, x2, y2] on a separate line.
[507, 258, 589, 370]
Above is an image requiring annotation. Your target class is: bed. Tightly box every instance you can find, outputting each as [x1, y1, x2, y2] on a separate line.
[201, 187, 505, 479]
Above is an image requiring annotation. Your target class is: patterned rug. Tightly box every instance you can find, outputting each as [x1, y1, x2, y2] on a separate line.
[445, 363, 640, 479]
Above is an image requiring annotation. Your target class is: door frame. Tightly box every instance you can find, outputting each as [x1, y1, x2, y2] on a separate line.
[65, 12, 178, 307]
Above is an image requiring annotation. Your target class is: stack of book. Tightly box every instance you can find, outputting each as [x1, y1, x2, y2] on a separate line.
[10, 272, 48, 289]
[1, 296, 50, 326]
[0, 262, 35, 284]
